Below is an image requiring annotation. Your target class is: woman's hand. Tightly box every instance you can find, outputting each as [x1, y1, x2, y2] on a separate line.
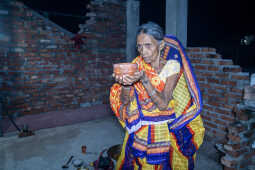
[113, 71, 143, 86]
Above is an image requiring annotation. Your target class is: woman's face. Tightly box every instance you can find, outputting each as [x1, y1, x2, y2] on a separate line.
[137, 33, 160, 65]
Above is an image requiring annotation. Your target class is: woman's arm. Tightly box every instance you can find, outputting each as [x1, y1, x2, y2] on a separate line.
[112, 70, 140, 120]
[119, 85, 135, 120]
[141, 73, 179, 111]
[120, 86, 132, 106]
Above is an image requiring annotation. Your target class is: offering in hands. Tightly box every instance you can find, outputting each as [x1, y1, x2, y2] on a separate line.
[113, 63, 138, 76]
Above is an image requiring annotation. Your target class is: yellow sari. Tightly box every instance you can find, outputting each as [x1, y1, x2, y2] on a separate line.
[110, 35, 204, 170]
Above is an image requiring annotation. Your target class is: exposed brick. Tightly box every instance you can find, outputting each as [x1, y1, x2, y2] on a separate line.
[201, 114, 212, 121]
[218, 125, 227, 131]
[220, 115, 235, 122]
[208, 78, 220, 84]
[208, 48, 216, 52]
[228, 123, 247, 134]
[221, 80, 237, 86]
[225, 93, 242, 100]
[212, 129, 226, 138]
[208, 101, 221, 107]
[215, 108, 232, 115]
[190, 58, 201, 63]
[215, 118, 229, 126]
[199, 83, 211, 89]
[231, 75, 249, 80]
[207, 54, 221, 58]
[223, 66, 242, 73]
[223, 167, 237, 170]
[186, 48, 201, 52]
[197, 77, 206, 82]
[215, 73, 229, 79]
[194, 64, 207, 70]
[221, 104, 234, 110]
[203, 104, 215, 112]
[189, 54, 205, 58]
[199, 72, 214, 77]
[227, 134, 241, 143]
[200, 59, 215, 64]
[208, 95, 228, 103]
[1, 0, 126, 117]
[224, 143, 244, 151]
[204, 121, 217, 128]
[207, 89, 216, 94]
[230, 88, 243, 94]
[226, 148, 249, 158]
[208, 66, 220, 71]
[207, 111, 219, 119]
[217, 60, 233, 65]
[221, 156, 238, 168]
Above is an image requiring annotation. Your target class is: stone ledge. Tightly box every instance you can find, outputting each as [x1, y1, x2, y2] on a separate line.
[0, 104, 113, 135]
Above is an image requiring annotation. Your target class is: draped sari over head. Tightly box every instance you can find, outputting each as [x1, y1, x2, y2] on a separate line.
[110, 35, 205, 170]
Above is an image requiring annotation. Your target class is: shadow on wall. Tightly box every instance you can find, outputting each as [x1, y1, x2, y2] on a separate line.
[17, 0, 92, 33]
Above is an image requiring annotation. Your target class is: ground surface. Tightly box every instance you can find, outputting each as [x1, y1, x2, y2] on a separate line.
[0, 116, 222, 170]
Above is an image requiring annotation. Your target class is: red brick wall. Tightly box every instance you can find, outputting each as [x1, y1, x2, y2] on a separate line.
[0, 0, 126, 116]
[186, 47, 250, 141]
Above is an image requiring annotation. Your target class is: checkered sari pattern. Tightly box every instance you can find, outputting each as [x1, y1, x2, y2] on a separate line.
[110, 35, 204, 170]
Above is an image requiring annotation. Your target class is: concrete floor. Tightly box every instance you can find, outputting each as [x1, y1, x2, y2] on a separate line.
[0, 116, 223, 170]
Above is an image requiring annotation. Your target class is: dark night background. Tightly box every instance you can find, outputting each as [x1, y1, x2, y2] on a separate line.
[19, 0, 255, 72]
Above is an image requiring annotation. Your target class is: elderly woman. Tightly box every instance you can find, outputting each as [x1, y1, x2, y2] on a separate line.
[110, 22, 204, 170]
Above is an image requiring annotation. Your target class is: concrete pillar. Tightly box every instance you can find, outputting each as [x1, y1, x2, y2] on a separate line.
[165, 0, 188, 47]
[126, 0, 140, 62]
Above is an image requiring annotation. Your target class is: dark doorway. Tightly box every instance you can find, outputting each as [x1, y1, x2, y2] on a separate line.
[139, 0, 165, 30]
[188, 0, 255, 73]
[18, 0, 90, 33]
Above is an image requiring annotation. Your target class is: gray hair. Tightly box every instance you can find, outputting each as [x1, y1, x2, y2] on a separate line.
[137, 22, 164, 42]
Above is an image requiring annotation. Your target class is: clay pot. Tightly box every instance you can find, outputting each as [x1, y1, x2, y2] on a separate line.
[113, 63, 138, 76]
[81, 145, 87, 154]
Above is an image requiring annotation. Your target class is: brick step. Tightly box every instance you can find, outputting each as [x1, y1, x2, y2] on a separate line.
[186, 47, 217, 54]
[190, 58, 233, 65]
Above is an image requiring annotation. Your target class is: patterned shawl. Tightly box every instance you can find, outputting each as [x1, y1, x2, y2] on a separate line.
[110, 35, 202, 164]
